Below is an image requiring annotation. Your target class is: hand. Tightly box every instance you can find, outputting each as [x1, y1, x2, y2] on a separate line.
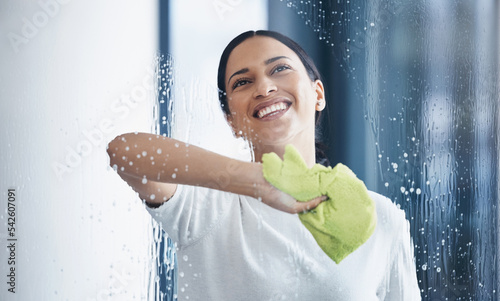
[262, 144, 330, 201]
[258, 180, 328, 214]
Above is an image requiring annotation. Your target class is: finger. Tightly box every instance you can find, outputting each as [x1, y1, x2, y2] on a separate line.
[292, 195, 328, 213]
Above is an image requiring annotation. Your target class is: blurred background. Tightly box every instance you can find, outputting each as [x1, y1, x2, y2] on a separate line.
[1, 0, 498, 300]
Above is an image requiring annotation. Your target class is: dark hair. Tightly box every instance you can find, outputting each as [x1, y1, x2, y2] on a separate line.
[216, 30, 329, 166]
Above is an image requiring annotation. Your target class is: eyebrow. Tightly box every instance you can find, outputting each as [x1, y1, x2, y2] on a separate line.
[264, 56, 290, 65]
[227, 68, 249, 86]
[227, 56, 291, 85]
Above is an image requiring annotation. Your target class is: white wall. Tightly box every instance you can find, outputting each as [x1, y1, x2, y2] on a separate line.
[0, 0, 158, 300]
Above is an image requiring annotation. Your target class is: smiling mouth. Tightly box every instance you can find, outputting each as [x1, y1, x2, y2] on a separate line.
[254, 101, 291, 119]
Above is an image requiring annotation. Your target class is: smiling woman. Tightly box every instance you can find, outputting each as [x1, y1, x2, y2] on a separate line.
[107, 30, 421, 300]
[219, 31, 326, 168]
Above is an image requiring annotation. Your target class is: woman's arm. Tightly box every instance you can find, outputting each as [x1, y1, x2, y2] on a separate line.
[107, 132, 325, 213]
[114, 171, 177, 207]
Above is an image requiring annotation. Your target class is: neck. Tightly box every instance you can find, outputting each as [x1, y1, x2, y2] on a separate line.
[252, 132, 317, 168]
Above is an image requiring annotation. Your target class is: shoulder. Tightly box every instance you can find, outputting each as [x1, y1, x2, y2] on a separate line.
[368, 190, 411, 245]
[369, 190, 407, 224]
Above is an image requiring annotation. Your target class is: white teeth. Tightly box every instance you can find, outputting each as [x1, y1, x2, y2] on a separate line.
[257, 102, 288, 119]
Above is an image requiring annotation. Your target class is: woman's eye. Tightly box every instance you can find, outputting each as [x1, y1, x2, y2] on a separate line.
[272, 64, 291, 74]
[233, 79, 250, 89]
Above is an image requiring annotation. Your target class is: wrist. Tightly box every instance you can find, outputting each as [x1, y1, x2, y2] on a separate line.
[242, 162, 271, 198]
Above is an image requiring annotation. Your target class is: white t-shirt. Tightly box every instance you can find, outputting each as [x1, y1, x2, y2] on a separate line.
[146, 185, 421, 300]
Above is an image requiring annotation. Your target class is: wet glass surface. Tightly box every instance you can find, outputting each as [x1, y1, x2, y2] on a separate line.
[269, 0, 499, 299]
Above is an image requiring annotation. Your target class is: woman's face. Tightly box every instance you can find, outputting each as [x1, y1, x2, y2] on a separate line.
[224, 36, 325, 147]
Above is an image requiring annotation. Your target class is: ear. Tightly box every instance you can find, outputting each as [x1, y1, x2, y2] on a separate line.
[314, 80, 326, 111]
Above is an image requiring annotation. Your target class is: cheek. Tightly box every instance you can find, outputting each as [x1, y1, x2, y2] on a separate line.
[227, 99, 242, 116]
[282, 75, 314, 101]
[228, 92, 252, 113]
[294, 84, 317, 106]
[227, 101, 249, 127]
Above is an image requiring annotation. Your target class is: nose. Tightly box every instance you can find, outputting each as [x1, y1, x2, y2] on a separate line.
[252, 77, 277, 98]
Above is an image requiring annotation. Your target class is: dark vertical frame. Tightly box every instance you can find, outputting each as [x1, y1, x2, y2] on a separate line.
[158, 0, 173, 137]
[156, 1, 177, 300]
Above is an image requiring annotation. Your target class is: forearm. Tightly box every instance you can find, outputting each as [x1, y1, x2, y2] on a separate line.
[107, 132, 268, 198]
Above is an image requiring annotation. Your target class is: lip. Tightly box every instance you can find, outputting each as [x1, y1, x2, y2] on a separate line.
[252, 97, 292, 120]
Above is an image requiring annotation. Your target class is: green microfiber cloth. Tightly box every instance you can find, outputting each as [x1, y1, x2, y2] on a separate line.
[262, 144, 377, 264]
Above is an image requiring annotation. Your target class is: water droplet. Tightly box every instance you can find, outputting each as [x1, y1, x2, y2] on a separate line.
[174, 143, 179, 148]
[150, 194, 156, 200]
[422, 263, 427, 270]
[129, 161, 133, 166]
[125, 146, 129, 151]
[157, 148, 162, 154]
[179, 271, 184, 277]
[142, 177, 148, 184]
[370, 22, 375, 27]
[384, 182, 389, 187]
[416, 188, 422, 195]
[142, 151, 147, 156]
[172, 173, 177, 179]
[400, 187, 406, 193]
[137, 154, 141, 158]
[183, 255, 188, 261]
[436, 267, 441, 273]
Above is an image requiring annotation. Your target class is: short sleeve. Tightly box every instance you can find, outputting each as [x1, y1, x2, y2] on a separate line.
[145, 185, 235, 248]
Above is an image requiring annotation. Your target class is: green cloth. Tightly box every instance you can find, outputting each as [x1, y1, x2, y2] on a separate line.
[262, 144, 377, 264]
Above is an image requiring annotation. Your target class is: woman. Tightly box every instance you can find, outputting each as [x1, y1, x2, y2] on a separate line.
[107, 30, 420, 300]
